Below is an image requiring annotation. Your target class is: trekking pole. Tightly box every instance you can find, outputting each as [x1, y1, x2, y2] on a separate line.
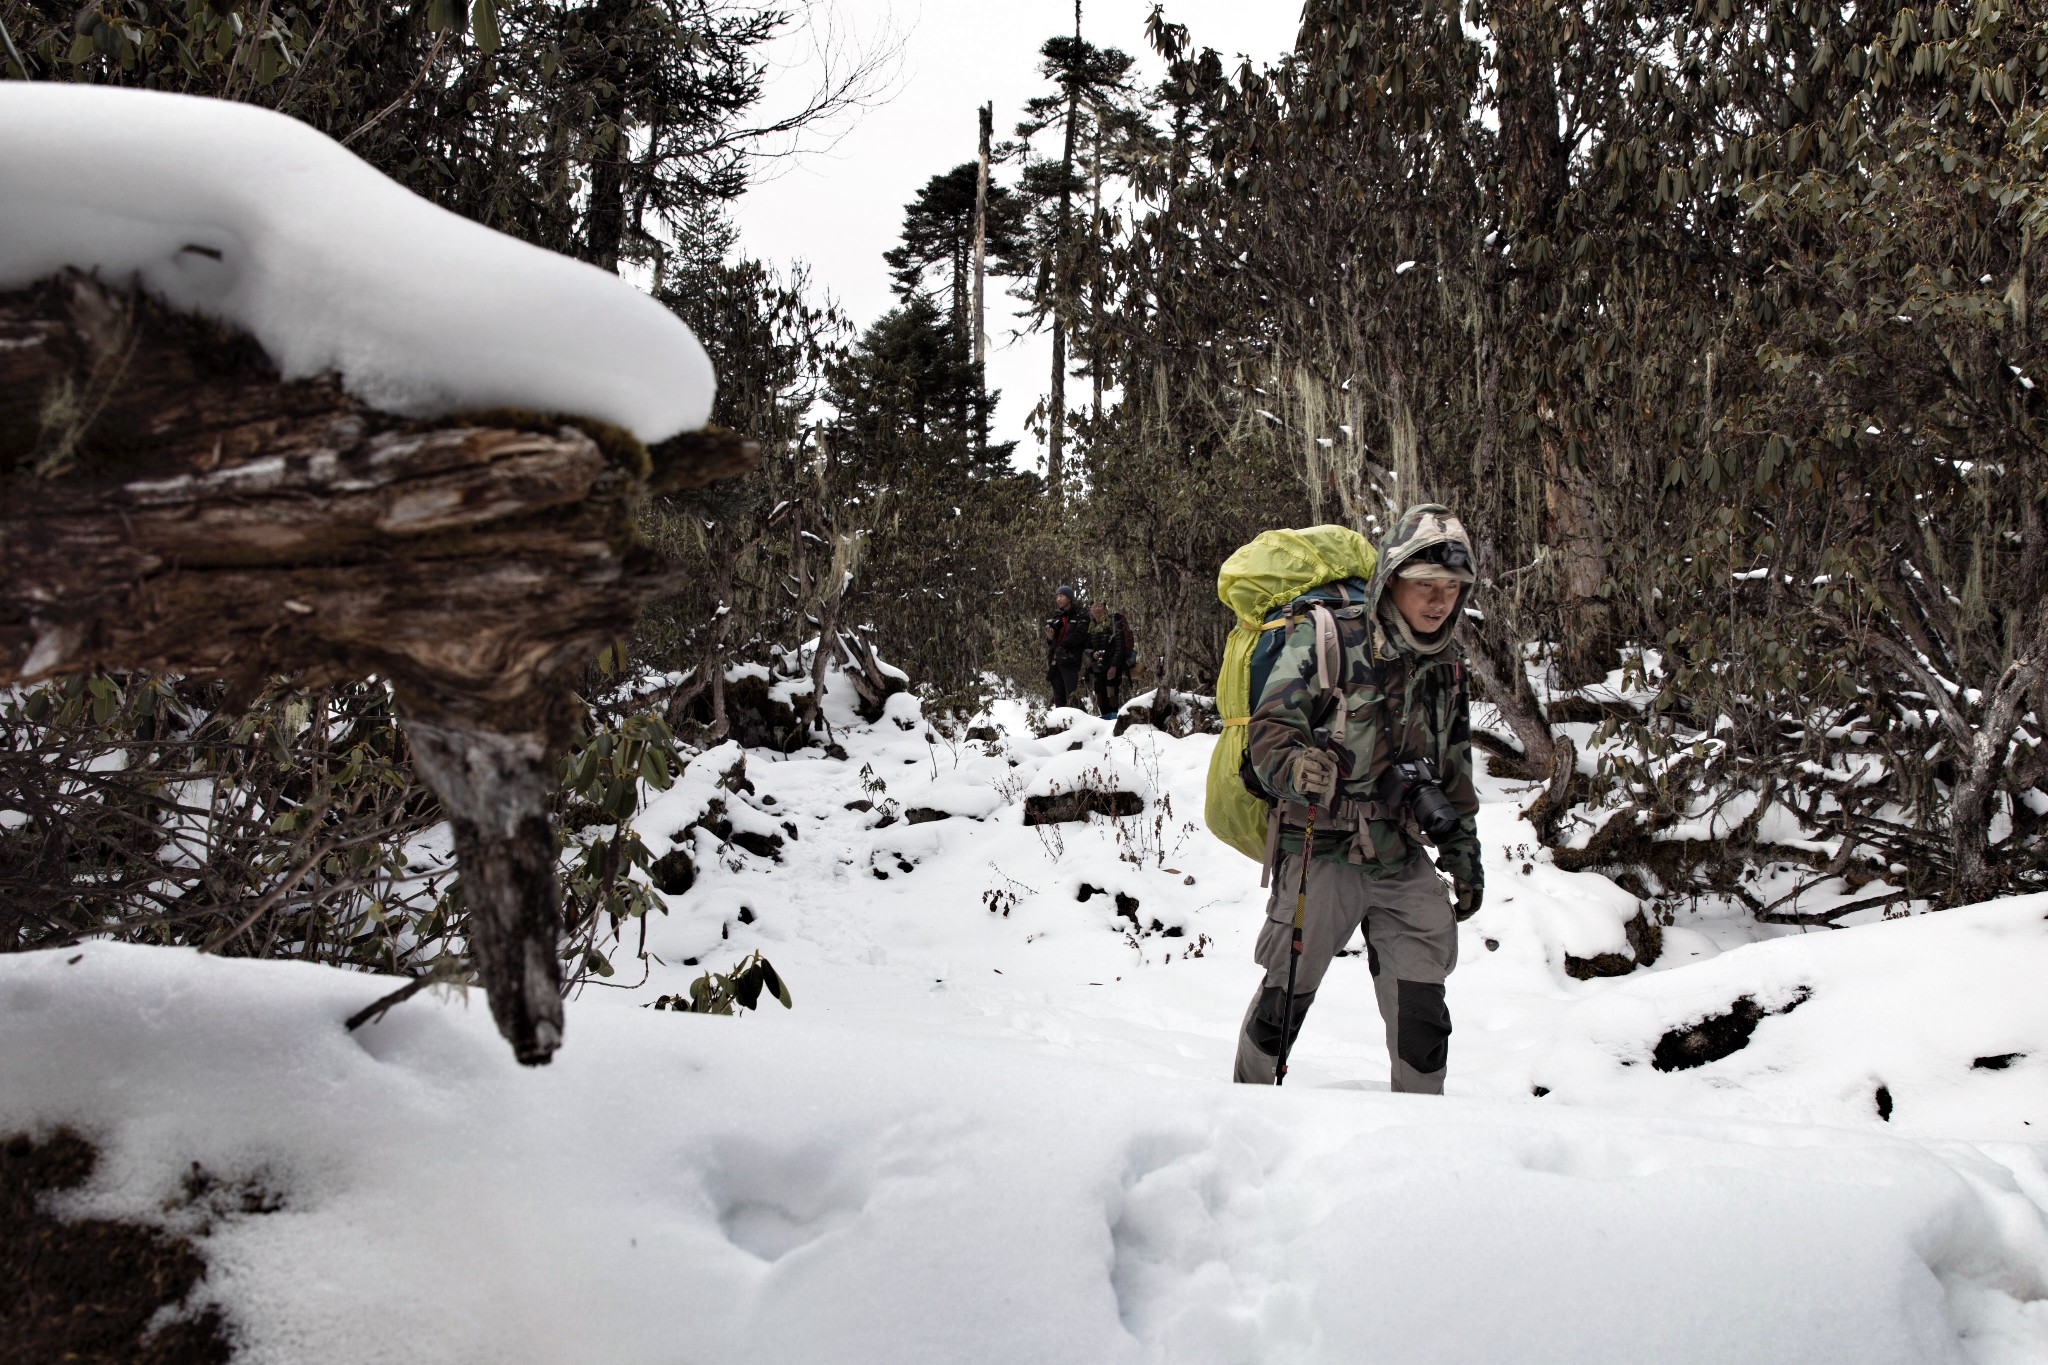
[1275, 727, 1331, 1088]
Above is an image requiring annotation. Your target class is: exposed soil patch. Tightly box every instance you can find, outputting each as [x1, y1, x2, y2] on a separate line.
[1024, 790, 1144, 826]
[1, 1129, 235, 1365]
[1651, 987, 1812, 1072]
[1972, 1053, 2026, 1071]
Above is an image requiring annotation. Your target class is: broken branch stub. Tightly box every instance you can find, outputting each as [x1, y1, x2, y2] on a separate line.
[1, 271, 755, 1064]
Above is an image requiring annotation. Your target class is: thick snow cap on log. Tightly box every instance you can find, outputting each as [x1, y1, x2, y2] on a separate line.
[0, 84, 715, 442]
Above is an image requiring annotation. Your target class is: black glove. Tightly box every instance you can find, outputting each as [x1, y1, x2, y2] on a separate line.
[1453, 881, 1483, 921]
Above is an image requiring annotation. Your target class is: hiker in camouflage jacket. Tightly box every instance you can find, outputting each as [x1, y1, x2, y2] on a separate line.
[1232, 503, 1484, 1094]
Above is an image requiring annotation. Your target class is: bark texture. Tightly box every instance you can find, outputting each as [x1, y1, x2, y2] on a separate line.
[1, 270, 753, 1064]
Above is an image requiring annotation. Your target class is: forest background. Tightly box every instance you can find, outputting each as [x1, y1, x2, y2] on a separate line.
[3, 0, 2045, 993]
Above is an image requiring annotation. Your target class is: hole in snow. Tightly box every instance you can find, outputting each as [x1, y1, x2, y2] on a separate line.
[705, 1143, 870, 1262]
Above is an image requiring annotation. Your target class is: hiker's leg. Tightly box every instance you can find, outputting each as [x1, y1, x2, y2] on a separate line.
[1361, 856, 1460, 1095]
[1233, 853, 1368, 1083]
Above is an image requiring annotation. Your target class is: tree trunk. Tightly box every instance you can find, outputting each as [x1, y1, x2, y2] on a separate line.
[974, 102, 991, 370]
[1046, 1, 1083, 499]
[579, 0, 635, 273]
[1949, 599, 2048, 901]
[1, 271, 753, 1064]
[1537, 410, 1615, 686]
[1461, 627, 1556, 776]
[1492, 0, 1612, 686]
[1467, 318, 1562, 776]
[1090, 116, 1104, 428]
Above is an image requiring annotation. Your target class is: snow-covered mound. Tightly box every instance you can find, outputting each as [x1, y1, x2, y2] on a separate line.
[0, 85, 713, 441]
[1520, 896, 2048, 1137]
[4, 684, 2045, 1362]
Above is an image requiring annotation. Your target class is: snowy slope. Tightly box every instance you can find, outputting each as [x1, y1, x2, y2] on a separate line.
[0, 85, 713, 440]
[2, 685, 2045, 1363]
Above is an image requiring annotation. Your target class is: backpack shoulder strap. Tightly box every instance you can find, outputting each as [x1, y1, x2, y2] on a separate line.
[1310, 604, 1349, 737]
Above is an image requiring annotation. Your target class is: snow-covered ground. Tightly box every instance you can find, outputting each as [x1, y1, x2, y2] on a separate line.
[4, 681, 2046, 1363]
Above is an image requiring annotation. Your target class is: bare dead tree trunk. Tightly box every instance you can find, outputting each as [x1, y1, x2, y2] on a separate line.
[1090, 116, 1104, 428]
[974, 101, 992, 371]
[1, 272, 753, 1064]
[1461, 629, 1557, 776]
[1045, 0, 1084, 500]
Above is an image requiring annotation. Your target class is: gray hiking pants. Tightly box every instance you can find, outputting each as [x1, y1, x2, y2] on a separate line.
[1232, 851, 1458, 1093]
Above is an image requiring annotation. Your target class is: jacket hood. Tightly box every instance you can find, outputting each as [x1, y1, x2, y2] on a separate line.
[1366, 503, 1476, 659]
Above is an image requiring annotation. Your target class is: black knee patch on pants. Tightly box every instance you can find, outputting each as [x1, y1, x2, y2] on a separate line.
[1249, 986, 1317, 1056]
[1396, 980, 1450, 1074]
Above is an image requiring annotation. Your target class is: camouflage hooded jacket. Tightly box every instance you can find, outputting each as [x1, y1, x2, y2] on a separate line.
[1245, 504, 1483, 887]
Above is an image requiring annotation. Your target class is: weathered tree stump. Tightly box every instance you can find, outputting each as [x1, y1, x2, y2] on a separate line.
[1, 271, 753, 1064]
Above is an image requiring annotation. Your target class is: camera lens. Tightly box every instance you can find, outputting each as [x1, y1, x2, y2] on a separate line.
[1409, 782, 1462, 838]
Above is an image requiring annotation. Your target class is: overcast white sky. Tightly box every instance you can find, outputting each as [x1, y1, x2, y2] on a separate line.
[731, 0, 1302, 466]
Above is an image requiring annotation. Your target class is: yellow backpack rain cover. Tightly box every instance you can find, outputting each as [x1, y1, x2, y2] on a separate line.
[1205, 525, 1378, 861]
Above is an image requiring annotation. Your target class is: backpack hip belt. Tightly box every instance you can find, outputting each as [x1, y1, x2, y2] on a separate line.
[1258, 792, 1400, 885]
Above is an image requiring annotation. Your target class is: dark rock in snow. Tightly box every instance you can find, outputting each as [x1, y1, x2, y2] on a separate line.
[1972, 1053, 2026, 1071]
[1651, 987, 1812, 1072]
[904, 808, 950, 825]
[729, 829, 783, 861]
[1024, 790, 1144, 826]
[650, 847, 695, 896]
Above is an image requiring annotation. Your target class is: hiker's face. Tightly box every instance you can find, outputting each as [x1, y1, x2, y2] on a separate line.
[1055, 593, 1071, 609]
[1090, 605, 1104, 621]
[1391, 576, 1462, 635]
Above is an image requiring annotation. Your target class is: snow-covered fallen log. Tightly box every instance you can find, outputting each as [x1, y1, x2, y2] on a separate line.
[0, 87, 751, 1065]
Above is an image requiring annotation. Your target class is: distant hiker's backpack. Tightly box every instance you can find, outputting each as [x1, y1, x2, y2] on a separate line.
[1204, 526, 1378, 862]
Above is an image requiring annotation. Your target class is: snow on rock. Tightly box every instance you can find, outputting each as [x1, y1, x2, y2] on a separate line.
[1024, 741, 1159, 807]
[0, 85, 713, 441]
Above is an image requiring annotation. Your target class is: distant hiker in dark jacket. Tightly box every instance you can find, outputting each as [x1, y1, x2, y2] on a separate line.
[1087, 603, 1135, 718]
[1232, 504, 1483, 1094]
[1043, 585, 1088, 708]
